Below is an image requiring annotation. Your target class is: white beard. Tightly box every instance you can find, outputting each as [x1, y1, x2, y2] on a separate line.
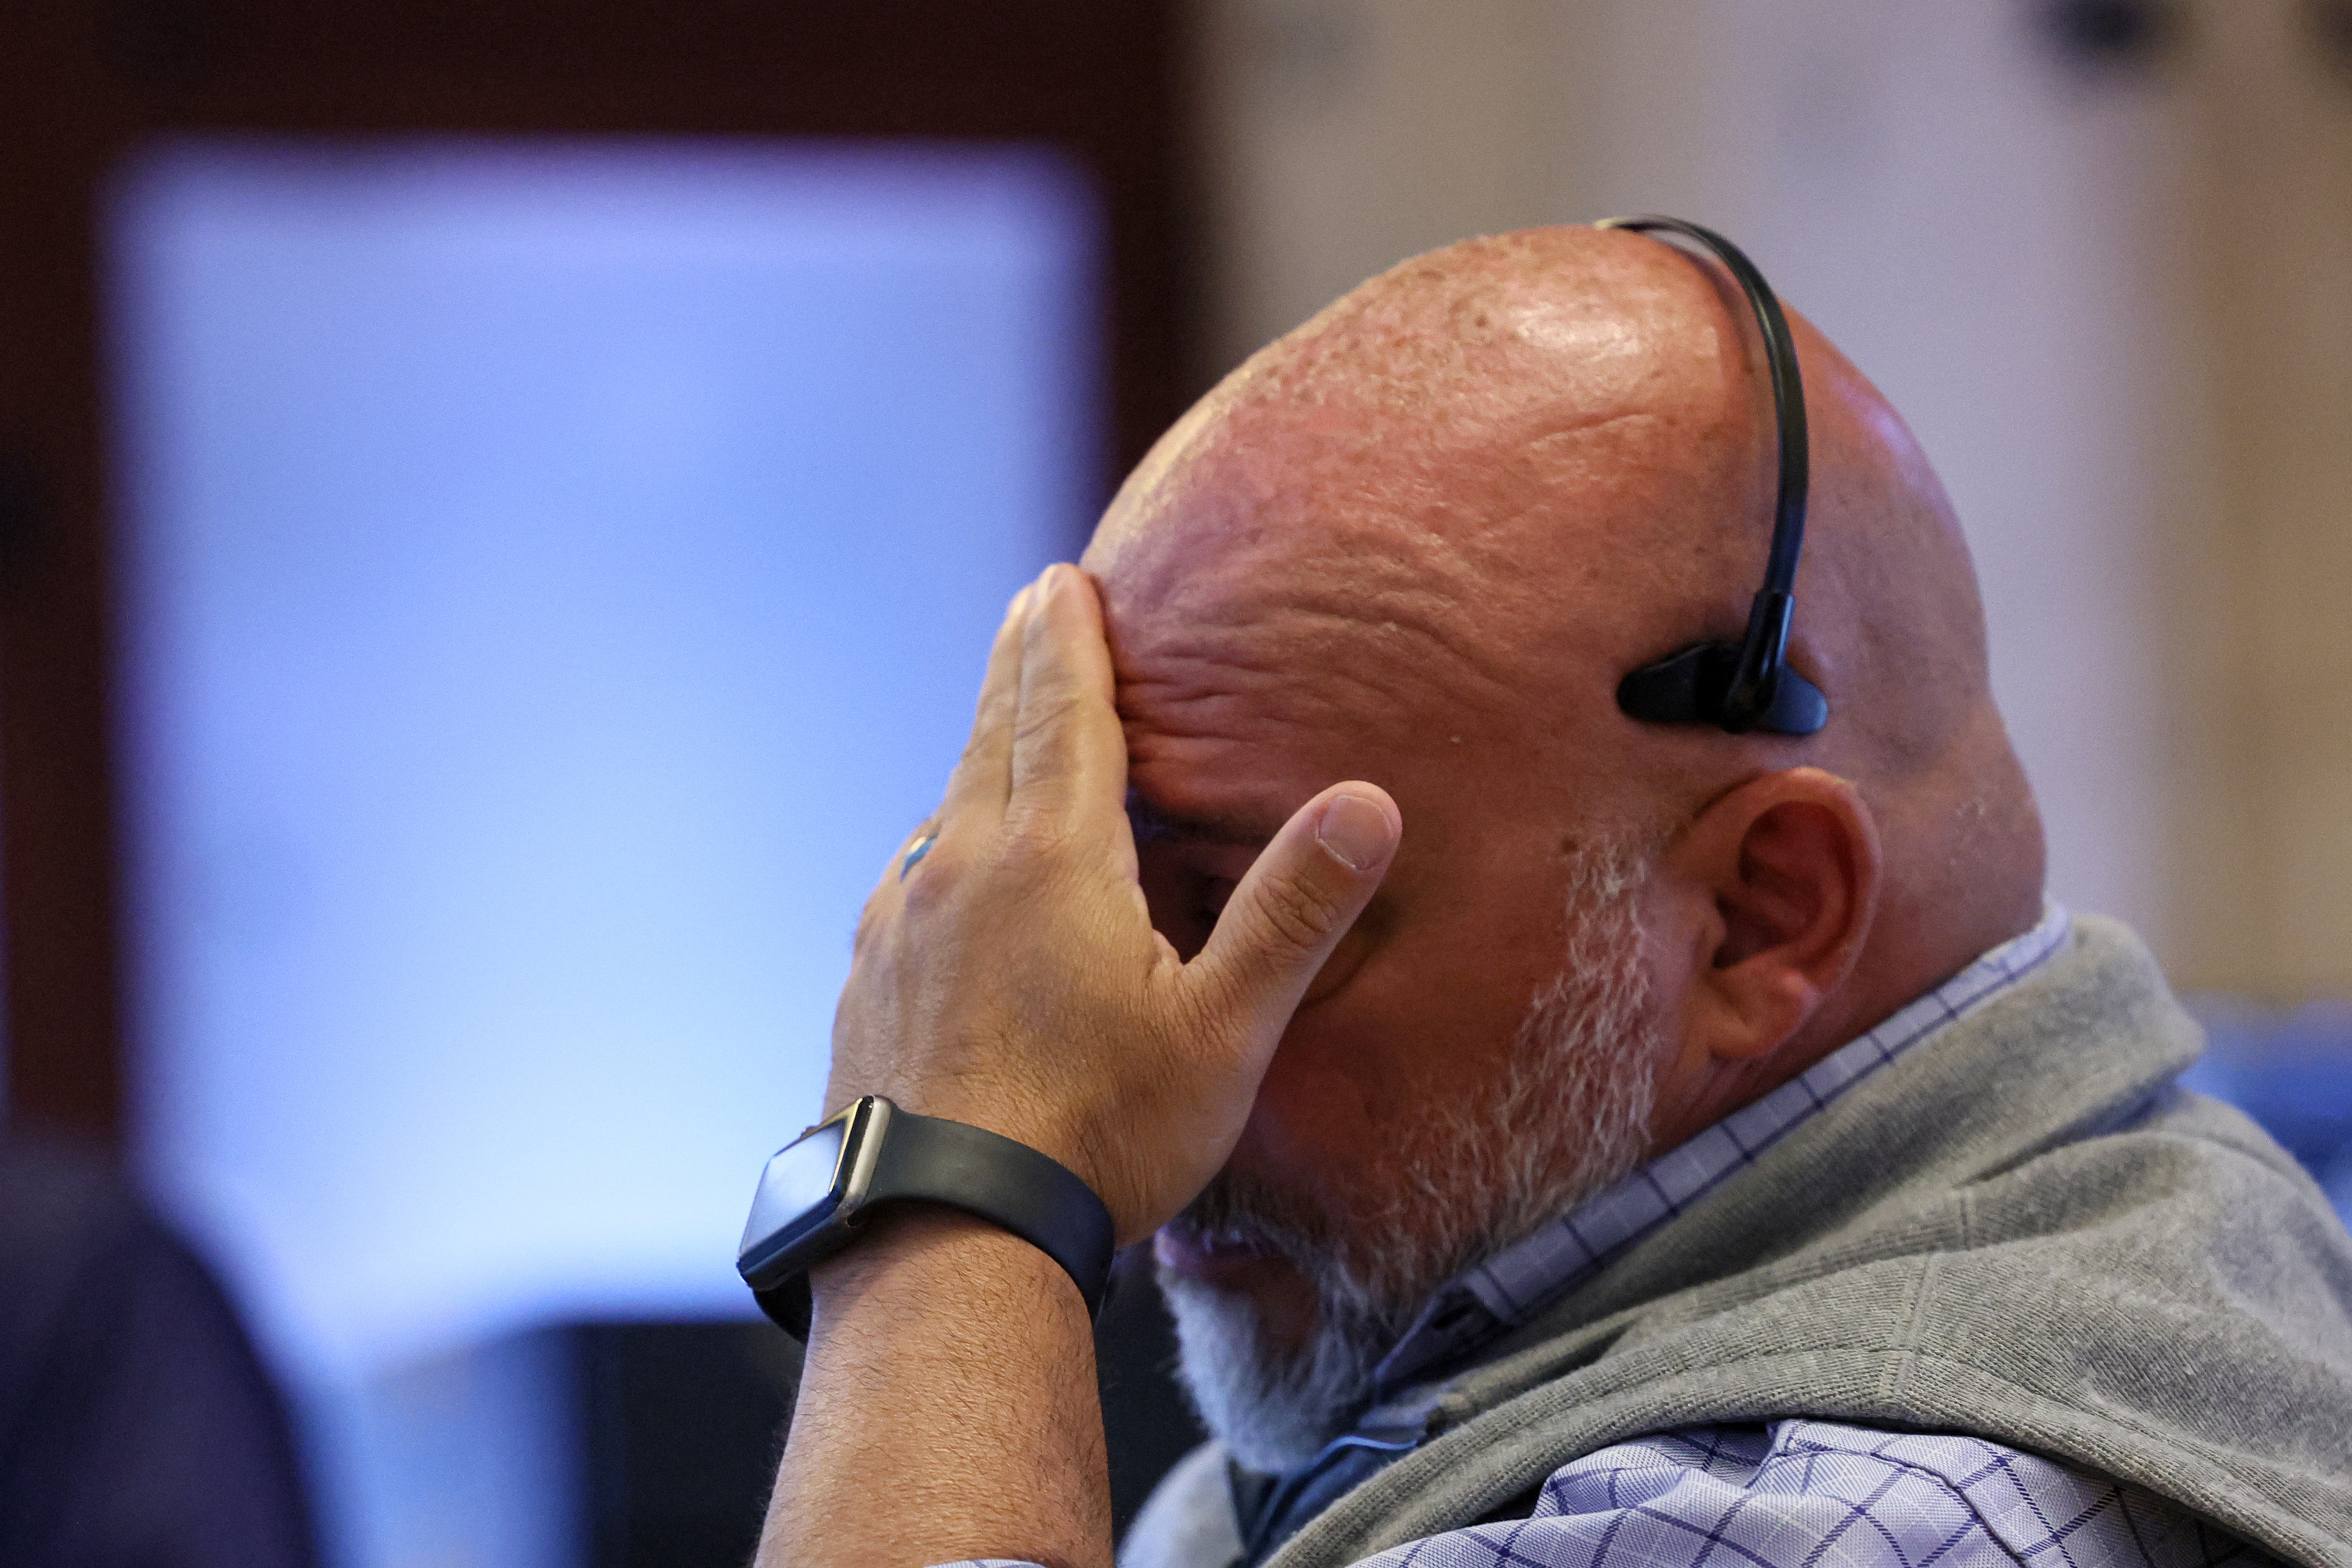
[1159, 839, 1661, 1475]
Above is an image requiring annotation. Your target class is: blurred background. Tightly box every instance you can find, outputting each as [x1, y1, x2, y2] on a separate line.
[1, 2, 2348, 1565]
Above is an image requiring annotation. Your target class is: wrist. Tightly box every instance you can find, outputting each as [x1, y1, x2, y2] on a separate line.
[740, 1096, 1116, 1337]
[807, 1204, 1089, 1333]
[769, 1204, 1110, 1568]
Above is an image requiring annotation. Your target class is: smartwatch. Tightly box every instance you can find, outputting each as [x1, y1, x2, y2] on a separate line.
[737, 1095, 1116, 1337]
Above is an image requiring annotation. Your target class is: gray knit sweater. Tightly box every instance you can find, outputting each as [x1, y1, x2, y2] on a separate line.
[1129, 917, 2352, 1568]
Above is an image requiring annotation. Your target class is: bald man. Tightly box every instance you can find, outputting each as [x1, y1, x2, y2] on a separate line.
[752, 227, 2352, 1568]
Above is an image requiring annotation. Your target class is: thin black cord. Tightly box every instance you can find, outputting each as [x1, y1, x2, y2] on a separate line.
[1598, 215, 1824, 736]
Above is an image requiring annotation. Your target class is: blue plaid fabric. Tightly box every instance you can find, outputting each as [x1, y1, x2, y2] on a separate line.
[947, 1420, 2276, 1567]
[1298, 1419, 2275, 1567]
[939, 905, 2280, 1565]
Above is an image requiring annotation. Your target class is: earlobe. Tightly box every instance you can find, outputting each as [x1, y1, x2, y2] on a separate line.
[1682, 769, 1881, 1064]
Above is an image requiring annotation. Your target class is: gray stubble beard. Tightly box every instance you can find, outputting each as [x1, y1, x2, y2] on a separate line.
[1158, 838, 1662, 1475]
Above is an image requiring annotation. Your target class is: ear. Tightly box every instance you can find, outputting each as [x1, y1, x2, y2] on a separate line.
[1659, 767, 1881, 1066]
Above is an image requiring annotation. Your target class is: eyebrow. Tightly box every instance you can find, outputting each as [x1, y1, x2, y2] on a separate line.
[1125, 790, 1281, 849]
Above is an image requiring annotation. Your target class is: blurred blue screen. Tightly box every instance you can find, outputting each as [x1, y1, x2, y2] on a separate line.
[110, 139, 1097, 1397]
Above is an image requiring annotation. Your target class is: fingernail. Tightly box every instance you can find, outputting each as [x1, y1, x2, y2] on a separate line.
[1316, 793, 1396, 872]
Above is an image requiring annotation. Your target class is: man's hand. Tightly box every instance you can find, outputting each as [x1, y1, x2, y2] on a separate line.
[760, 564, 1397, 1568]
[824, 561, 1400, 1243]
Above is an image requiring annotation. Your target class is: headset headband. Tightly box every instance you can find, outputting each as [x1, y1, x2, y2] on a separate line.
[1597, 216, 1828, 738]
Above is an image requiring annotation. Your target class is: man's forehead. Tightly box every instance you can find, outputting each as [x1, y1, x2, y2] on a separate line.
[1115, 664, 1358, 850]
[1083, 379, 1719, 718]
[1078, 230, 1781, 824]
[1093, 490, 1642, 773]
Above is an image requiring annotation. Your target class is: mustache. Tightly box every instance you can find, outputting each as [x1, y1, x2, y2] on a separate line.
[1165, 1159, 1416, 1333]
[1168, 1164, 1341, 1273]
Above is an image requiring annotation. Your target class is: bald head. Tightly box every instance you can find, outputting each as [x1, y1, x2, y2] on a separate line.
[1088, 225, 2042, 1031]
[1119, 227, 2051, 1466]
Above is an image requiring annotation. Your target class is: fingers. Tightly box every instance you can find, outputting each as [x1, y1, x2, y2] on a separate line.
[936, 579, 1040, 828]
[1007, 564, 1128, 834]
[1187, 783, 1400, 1049]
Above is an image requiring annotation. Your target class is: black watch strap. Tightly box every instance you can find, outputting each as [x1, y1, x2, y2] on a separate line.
[758, 1104, 1116, 1337]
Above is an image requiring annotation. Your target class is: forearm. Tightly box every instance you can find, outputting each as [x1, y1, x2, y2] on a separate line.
[757, 1207, 1112, 1568]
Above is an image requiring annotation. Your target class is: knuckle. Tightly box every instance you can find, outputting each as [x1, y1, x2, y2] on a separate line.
[1249, 867, 1346, 952]
[953, 725, 999, 773]
[1012, 688, 1082, 751]
[898, 843, 966, 917]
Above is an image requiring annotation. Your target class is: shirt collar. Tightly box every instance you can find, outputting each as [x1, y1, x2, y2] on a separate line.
[1369, 899, 2074, 1395]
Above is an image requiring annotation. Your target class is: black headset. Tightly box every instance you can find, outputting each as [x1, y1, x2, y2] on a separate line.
[1597, 216, 1829, 738]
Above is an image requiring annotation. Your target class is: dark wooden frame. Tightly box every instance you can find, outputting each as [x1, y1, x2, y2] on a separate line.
[0, 0, 1202, 1146]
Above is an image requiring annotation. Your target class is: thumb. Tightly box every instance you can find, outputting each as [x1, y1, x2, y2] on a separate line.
[1187, 783, 1401, 1048]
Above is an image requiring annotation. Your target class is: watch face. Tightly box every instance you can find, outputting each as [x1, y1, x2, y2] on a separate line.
[737, 1113, 851, 1280]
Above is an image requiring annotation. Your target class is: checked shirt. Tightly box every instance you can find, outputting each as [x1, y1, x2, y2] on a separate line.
[944, 906, 2287, 1566]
